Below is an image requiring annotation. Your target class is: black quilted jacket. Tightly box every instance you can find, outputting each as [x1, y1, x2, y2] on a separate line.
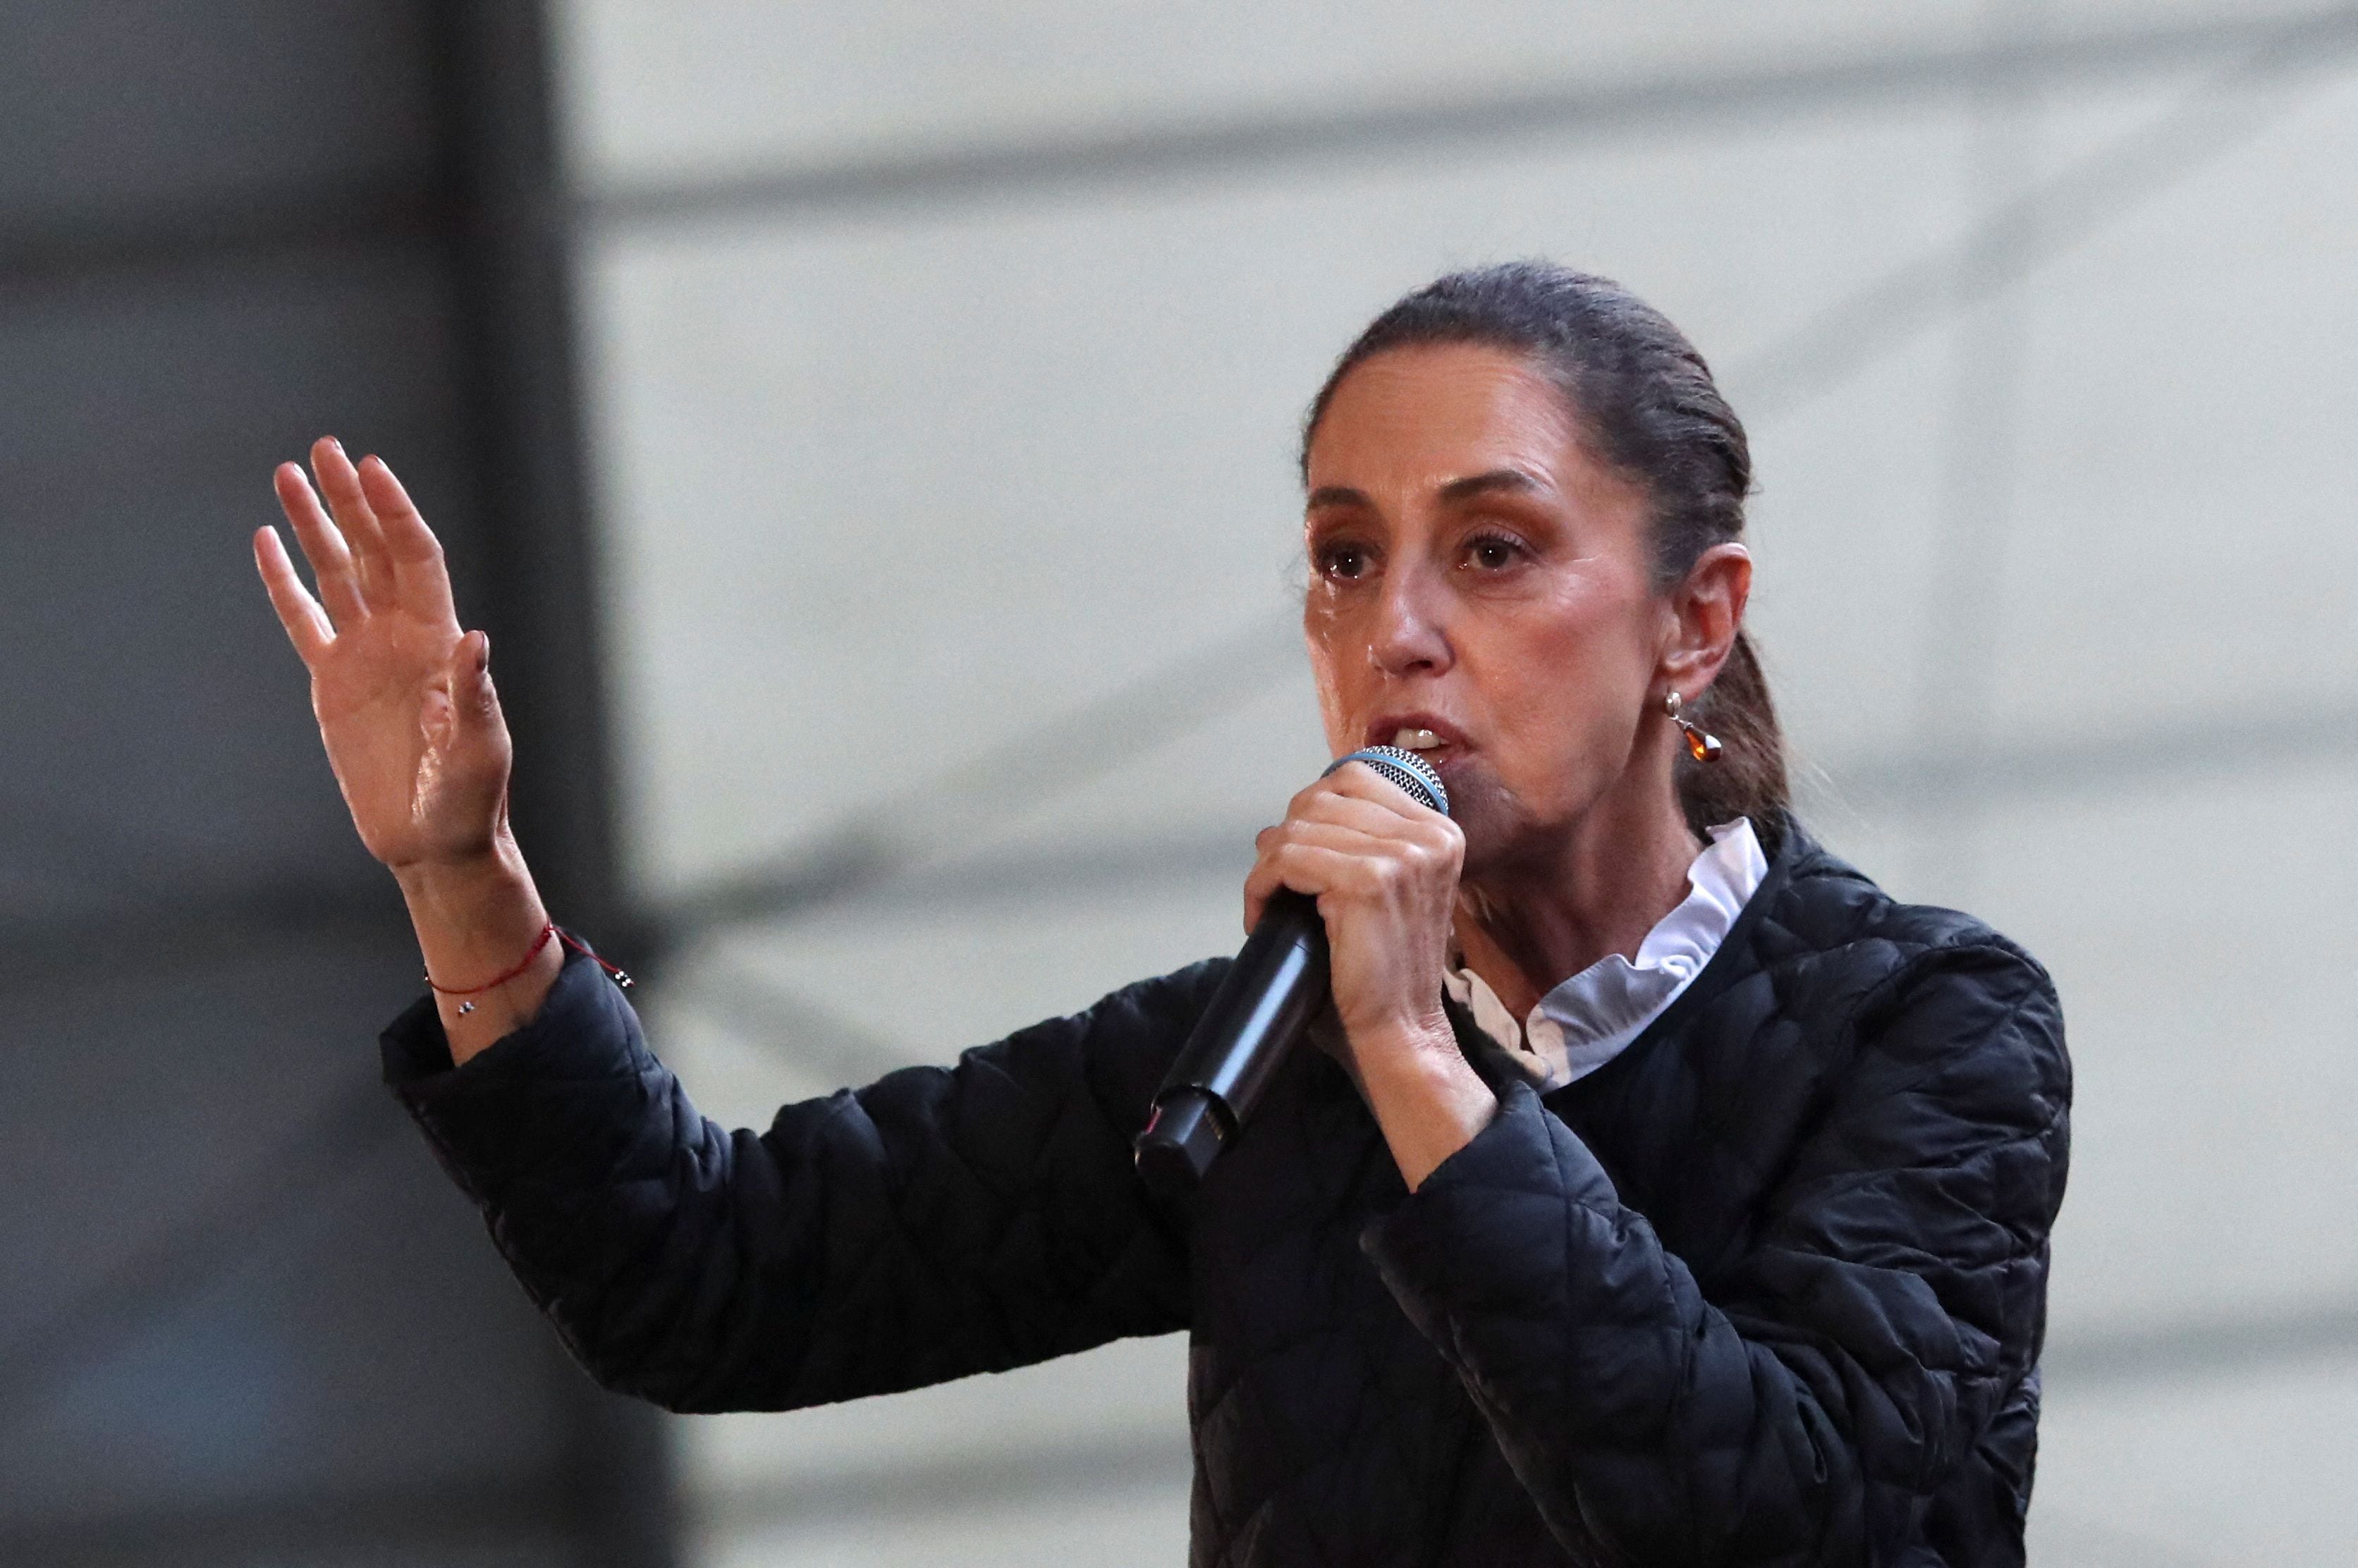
[384, 822, 2070, 1567]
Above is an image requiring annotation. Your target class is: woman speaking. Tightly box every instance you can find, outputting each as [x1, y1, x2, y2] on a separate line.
[254, 264, 2070, 1567]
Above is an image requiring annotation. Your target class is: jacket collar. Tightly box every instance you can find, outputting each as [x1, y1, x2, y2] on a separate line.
[1443, 813, 1818, 1102]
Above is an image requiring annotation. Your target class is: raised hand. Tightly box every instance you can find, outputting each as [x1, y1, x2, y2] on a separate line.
[256, 438, 510, 872]
[257, 439, 556, 1057]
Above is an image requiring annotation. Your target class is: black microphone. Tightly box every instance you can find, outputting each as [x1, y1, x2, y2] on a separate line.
[1132, 745, 1449, 1199]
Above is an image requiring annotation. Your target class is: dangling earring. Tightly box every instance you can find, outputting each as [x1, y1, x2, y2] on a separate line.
[1664, 691, 1723, 764]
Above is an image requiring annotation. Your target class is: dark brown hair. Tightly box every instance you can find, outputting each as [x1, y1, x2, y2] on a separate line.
[1301, 262, 1788, 840]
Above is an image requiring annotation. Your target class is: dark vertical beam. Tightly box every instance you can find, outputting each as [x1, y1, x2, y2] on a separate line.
[428, 6, 676, 1567]
[431, 0, 629, 943]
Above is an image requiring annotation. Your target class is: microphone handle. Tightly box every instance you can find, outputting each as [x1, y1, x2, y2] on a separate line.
[1133, 889, 1328, 1199]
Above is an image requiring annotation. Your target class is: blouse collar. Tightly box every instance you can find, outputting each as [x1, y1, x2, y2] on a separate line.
[1443, 818, 1768, 1090]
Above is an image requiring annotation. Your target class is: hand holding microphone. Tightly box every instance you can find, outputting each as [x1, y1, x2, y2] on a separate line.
[1136, 743, 1479, 1196]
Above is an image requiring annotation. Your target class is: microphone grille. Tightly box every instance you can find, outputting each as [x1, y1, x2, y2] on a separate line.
[1326, 745, 1450, 816]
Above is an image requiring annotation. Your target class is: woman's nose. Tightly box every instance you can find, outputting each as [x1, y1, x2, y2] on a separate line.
[1368, 563, 1450, 677]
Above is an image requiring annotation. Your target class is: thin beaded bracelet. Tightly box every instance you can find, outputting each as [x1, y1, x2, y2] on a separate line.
[426, 922, 633, 1014]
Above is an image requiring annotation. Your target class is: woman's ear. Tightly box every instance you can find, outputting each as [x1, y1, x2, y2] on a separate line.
[1657, 543, 1751, 697]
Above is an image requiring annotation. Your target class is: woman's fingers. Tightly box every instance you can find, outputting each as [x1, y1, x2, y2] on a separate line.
[1245, 824, 1309, 930]
[1268, 821, 1422, 887]
[1289, 788, 1453, 847]
[253, 523, 334, 666]
[274, 441, 458, 632]
[355, 453, 458, 628]
[310, 438, 396, 613]
[1245, 819, 1400, 929]
[272, 462, 368, 629]
[1283, 776, 1463, 866]
[1316, 759, 1448, 823]
[1243, 838, 1383, 928]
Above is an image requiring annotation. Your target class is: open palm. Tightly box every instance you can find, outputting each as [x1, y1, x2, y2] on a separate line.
[255, 438, 512, 871]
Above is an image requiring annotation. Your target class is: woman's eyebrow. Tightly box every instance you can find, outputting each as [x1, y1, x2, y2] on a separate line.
[1306, 484, 1371, 510]
[1307, 470, 1542, 511]
[1436, 468, 1543, 504]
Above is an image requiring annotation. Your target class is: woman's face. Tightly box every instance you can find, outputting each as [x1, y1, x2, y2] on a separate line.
[1301, 343, 1687, 873]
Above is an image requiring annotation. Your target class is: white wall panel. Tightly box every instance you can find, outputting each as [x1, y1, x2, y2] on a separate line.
[555, 0, 2271, 190]
[1995, 71, 2358, 742]
[2029, 1349, 2358, 1567]
[1742, 326, 1956, 768]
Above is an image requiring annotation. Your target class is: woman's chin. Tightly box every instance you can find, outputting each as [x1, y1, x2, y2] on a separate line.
[1450, 769, 1618, 881]
[1439, 772, 1522, 871]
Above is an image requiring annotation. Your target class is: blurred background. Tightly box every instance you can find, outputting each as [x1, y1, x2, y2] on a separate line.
[4, 2, 2354, 1564]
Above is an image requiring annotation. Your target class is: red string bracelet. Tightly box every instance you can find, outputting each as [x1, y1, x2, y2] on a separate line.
[558, 927, 635, 991]
[426, 922, 633, 1015]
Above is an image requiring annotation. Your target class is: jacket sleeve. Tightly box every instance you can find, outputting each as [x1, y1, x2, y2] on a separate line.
[1359, 938, 2071, 1566]
[382, 945, 1220, 1414]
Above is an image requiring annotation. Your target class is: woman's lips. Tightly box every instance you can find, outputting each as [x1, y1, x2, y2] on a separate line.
[1365, 721, 1469, 782]
[1368, 715, 1467, 756]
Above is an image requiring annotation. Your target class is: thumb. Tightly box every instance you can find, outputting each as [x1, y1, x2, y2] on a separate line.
[443, 630, 513, 783]
[451, 630, 501, 730]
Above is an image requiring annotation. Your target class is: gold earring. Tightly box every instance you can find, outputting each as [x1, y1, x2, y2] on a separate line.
[1664, 691, 1723, 764]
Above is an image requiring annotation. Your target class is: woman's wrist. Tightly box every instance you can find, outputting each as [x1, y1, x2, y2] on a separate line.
[393, 836, 561, 1063]
[1348, 1013, 1496, 1192]
[395, 838, 538, 931]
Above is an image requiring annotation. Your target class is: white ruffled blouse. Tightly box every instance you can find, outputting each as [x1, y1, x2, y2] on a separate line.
[1443, 819, 1768, 1090]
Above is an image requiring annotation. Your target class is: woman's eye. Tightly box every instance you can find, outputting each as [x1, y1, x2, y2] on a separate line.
[1463, 534, 1523, 571]
[1317, 544, 1371, 580]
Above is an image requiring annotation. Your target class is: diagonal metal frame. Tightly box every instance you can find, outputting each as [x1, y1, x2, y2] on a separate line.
[585, 6, 2358, 231]
[670, 945, 913, 1090]
[1727, 4, 2358, 415]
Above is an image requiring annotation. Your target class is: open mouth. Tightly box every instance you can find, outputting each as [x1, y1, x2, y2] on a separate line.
[1366, 717, 1467, 768]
